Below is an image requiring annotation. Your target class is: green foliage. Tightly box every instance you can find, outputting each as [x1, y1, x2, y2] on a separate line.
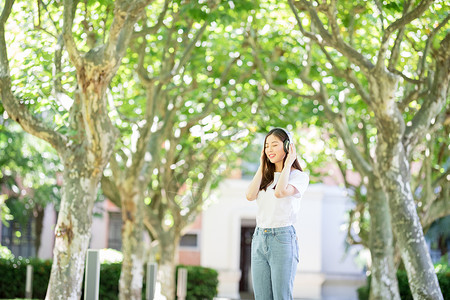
[0, 120, 62, 225]
[0, 243, 14, 260]
[0, 194, 13, 226]
[356, 283, 370, 300]
[175, 264, 219, 300]
[0, 257, 52, 299]
[0, 258, 218, 300]
[97, 263, 122, 299]
[357, 260, 450, 300]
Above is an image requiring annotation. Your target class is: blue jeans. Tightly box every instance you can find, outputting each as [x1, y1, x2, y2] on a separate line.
[251, 226, 299, 300]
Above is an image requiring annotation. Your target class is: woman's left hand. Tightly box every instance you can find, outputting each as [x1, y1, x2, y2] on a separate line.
[284, 143, 297, 167]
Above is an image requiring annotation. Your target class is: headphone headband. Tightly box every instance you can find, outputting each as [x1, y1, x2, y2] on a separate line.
[278, 128, 293, 143]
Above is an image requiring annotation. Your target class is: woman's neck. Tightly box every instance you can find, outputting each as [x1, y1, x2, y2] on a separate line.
[275, 162, 284, 172]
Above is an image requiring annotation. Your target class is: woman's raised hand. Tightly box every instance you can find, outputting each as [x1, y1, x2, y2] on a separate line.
[260, 146, 266, 166]
[284, 143, 297, 167]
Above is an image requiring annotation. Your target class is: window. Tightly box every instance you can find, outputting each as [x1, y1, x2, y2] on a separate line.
[179, 232, 199, 250]
[108, 212, 122, 251]
[1, 218, 36, 258]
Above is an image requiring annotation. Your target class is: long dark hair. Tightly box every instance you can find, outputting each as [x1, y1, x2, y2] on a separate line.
[259, 128, 303, 191]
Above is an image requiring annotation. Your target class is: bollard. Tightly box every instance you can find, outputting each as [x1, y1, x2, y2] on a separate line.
[84, 249, 100, 300]
[146, 263, 158, 300]
[176, 268, 188, 300]
[25, 265, 33, 299]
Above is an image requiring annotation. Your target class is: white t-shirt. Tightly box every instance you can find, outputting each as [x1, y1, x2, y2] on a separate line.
[256, 169, 309, 228]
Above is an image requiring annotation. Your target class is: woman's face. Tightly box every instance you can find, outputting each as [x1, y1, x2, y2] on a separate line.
[265, 134, 286, 165]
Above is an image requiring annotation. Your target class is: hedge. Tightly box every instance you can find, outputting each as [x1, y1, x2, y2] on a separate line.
[0, 258, 52, 299]
[0, 258, 218, 300]
[357, 263, 450, 300]
[175, 265, 219, 300]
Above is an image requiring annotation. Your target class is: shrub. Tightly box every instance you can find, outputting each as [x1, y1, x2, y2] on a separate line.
[0, 257, 51, 299]
[175, 264, 219, 300]
[96, 262, 122, 300]
[356, 279, 370, 300]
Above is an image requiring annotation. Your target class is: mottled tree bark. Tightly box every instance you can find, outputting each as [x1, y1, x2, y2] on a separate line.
[370, 69, 443, 300]
[118, 182, 145, 300]
[44, 67, 118, 299]
[102, 167, 148, 299]
[48, 167, 104, 299]
[367, 177, 400, 300]
[376, 140, 441, 299]
[157, 232, 181, 300]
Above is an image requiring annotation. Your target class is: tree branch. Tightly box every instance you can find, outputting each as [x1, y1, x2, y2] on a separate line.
[385, 0, 433, 37]
[404, 32, 450, 155]
[317, 86, 373, 176]
[374, 0, 385, 31]
[136, 40, 153, 86]
[34, 0, 60, 40]
[188, 149, 218, 213]
[62, 0, 82, 70]
[168, 21, 208, 78]
[360, 118, 374, 166]
[377, 0, 433, 71]
[397, 88, 430, 111]
[388, 0, 412, 71]
[248, 29, 316, 100]
[390, 68, 424, 85]
[327, 0, 341, 41]
[100, 176, 121, 207]
[0, 0, 14, 29]
[418, 14, 450, 79]
[421, 196, 450, 230]
[159, 11, 179, 79]
[106, 0, 152, 60]
[0, 0, 67, 153]
[288, 0, 322, 42]
[318, 43, 372, 104]
[291, 0, 374, 74]
[132, 0, 170, 38]
[52, 34, 75, 112]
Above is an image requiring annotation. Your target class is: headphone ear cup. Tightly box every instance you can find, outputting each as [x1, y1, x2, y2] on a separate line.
[284, 140, 290, 153]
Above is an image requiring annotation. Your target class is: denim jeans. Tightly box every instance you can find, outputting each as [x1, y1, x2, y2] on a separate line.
[251, 225, 299, 300]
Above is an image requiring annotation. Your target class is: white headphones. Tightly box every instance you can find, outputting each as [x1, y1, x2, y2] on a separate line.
[276, 128, 293, 153]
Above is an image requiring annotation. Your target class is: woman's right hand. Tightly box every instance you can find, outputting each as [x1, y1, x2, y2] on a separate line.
[260, 146, 266, 166]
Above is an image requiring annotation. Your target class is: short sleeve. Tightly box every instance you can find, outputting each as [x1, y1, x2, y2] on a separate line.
[288, 170, 309, 199]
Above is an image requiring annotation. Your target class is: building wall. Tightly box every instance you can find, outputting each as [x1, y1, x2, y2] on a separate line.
[17, 198, 199, 264]
[179, 214, 202, 265]
[37, 203, 56, 259]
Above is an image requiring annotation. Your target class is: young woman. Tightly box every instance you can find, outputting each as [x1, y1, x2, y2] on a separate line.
[246, 128, 309, 300]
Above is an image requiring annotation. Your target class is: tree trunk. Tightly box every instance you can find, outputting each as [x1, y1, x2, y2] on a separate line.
[44, 70, 118, 299]
[372, 70, 443, 299]
[34, 205, 44, 255]
[119, 183, 145, 300]
[377, 144, 442, 299]
[158, 233, 180, 300]
[367, 177, 400, 300]
[46, 167, 102, 299]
